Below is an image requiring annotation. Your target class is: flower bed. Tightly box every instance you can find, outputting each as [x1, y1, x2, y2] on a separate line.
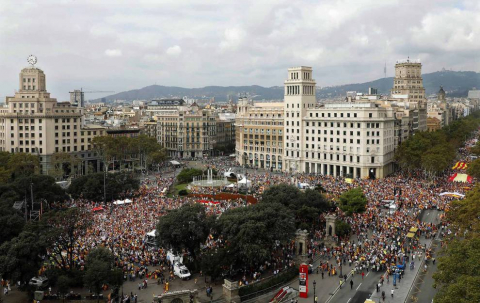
[188, 193, 258, 204]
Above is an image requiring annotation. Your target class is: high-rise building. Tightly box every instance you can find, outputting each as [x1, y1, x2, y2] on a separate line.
[390, 58, 427, 132]
[283, 66, 316, 173]
[0, 61, 105, 175]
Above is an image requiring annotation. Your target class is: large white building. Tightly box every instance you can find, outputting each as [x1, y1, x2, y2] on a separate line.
[0, 59, 105, 175]
[236, 66, 396, 179]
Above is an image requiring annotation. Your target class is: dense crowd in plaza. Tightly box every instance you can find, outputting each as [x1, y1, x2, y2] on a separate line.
[46, 131, 478, 299]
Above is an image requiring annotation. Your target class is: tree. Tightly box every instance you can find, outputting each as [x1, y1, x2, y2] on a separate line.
[57, 275, 70, 303]
[433, 186, 480, 303]
[0, 203, 25, 244]
[335, 220, 352, 238]
[68, 172, 139, 202]
[7, 153, 39, 179]
[216, 202, 295, 269]
[42, 208, 92, 271]
[0, 223, 49, 283]
[49, 152, 80, 179]
[84, 247, 122, 302]
[149, 149, 168, 170]
[156, 204, 211, 260]
[176, 168, 203, 184]
[338, 188, 368, 216]
[467, 158, 480, 180]
[261, 184, 330, 228]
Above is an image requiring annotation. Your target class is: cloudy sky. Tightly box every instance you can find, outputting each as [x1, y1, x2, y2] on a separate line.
[1, 0, 480, 101]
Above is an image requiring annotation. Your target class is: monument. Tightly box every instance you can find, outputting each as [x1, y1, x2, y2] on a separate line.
[153, 290, 198, 303]
[223, 279, 241, 303]
[324, 214, 337, 247]
[295, 229, 309, 264]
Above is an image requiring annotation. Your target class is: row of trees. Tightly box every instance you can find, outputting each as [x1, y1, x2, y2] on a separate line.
[433, 185, 480, 303]
[67, 171, 140, 202]
[395, 113, 480, 176]
[92, 135, 167, 172]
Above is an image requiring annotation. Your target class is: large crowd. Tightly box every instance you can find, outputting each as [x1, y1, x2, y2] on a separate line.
[43, 131, 478, 298]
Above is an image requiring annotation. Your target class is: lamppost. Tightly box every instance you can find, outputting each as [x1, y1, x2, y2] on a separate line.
[313, 280, 316, 303]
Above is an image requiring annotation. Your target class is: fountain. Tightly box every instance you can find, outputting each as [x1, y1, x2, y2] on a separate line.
[190, 168, 230, 188]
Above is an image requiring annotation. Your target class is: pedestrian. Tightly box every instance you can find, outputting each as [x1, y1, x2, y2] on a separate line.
[382, 291, 386, 302]
[391, 289, 394, 297]
[376, 283, 380, 293]
[432, 258, 436, 265]
[315, 296, 318, 303]
[350, 280, 354, 290]
[361, 272, 365, 280]
[339, 279, 343, 289]
[321, 271, 324, 279]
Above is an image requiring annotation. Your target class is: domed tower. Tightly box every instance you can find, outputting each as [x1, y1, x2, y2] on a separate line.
[438, 86, 446, 102]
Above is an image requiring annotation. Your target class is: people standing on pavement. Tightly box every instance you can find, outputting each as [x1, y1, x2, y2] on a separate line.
[350, 279, 354, 290]
[382, 291, 386, 302]
[391, 289, 394, 297]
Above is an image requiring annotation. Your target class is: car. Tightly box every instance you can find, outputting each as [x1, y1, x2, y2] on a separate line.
[174, 262, 191, 280]
[29, 276, 48, 287]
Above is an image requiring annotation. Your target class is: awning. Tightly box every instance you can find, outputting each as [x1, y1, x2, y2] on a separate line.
[409, 227, 418, 233]
[406, 232, 415, 238]
[170, 160, 181, 165]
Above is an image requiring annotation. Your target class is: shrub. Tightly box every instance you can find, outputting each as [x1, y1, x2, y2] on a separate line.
[178, 189, 188, 196]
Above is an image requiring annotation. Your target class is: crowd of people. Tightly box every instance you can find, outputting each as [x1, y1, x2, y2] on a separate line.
[42, 130, 478, 301]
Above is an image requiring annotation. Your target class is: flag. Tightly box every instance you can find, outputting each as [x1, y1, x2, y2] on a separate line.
[452, 162, 468, 170]
[448, 173, 473, 183]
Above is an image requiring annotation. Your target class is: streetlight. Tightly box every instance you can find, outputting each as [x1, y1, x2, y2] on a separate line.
[313, 280, 316, 303]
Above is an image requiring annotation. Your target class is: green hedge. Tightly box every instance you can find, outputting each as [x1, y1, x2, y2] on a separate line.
[239, 267, 298, 297]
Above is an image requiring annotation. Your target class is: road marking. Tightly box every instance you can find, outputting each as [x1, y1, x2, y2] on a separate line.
[356, 283, 362, 291]
[347, 298, 351, 303]
[366, 272, 370, 277]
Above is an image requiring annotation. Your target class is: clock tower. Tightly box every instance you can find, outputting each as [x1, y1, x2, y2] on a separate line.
[283, 66, 316, 173]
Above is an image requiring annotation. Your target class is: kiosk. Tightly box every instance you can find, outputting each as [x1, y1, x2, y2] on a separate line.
[299, 263, 309, 298]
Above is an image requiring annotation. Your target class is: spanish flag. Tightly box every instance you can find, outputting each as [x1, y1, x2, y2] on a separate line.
[452, 162, 468, 170]
[448, 173, 473, 183]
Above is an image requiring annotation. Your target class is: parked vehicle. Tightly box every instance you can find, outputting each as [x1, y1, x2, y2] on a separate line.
[29, 276, 48, 287]
[174, 262, 191, 280]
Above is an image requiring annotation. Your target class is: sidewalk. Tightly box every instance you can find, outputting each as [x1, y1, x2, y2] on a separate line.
[368, 235, 434, 303]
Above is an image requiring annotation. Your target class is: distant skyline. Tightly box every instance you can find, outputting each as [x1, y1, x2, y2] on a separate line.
[1, 0, 480, 101]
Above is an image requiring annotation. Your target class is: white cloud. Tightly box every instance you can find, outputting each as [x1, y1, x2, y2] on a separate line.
[104, 49, 122, 57]
[166, 45, 182, 56]
[0, 0, 480, 100]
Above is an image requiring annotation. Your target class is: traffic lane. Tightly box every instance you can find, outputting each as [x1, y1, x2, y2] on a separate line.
[412, 240, 440, 302]
[418, 209, 441, 224]
[328, 270, 383, 303]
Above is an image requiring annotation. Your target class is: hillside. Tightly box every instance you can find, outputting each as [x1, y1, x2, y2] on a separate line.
[94, 70, 480, 103]
[318, 70, 480, 98]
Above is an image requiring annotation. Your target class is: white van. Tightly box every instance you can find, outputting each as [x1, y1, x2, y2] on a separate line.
[174, 262, 191, 280]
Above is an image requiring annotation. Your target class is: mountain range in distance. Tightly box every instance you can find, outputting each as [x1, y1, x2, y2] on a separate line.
[94, 70, 480, 103]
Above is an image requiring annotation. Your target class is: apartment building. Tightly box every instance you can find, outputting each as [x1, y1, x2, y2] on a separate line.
[153, 99, 229, 158]
[235, 98, 284, 170]
[0, 62, 105, 175]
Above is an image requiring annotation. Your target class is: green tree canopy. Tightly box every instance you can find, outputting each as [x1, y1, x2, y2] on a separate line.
[68, 171, 139, 202]
[338, 187, 368, 216]
[261, 184, 331, 228]
[176, 168, 203, 184]
[433, 185, 480, 303]
[84, 247, 122, 300]
[156, 203, 212, 259]
[216, 202, 295, 269]
[466, 158, 480, 180]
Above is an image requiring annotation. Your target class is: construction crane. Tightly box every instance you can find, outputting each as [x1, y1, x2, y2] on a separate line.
[69, 88, 115, 107]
